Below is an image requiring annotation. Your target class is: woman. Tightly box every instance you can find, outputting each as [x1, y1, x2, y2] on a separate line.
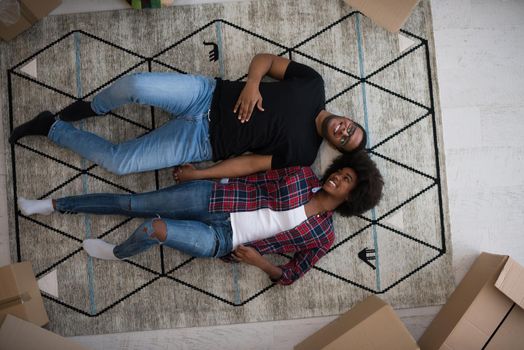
[18, 151, 383, 286]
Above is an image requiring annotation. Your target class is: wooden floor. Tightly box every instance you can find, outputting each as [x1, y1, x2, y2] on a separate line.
[0, 0, 523, 348]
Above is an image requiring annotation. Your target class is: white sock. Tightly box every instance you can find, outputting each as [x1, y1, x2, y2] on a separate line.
[82, 239, 120, 260]
[18, 197, 54, 216]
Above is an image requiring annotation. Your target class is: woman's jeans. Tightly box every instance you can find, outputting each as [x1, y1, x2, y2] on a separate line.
[55, 181, 233, 259]
[48, 72, 216, 175]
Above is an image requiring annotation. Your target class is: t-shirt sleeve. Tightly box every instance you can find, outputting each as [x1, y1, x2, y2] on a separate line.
[270, 142, 297, 169]
[284, 61, 323, 81]
[271, 144, 317, 169]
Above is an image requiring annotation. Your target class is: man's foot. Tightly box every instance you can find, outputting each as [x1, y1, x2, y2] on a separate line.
[9, 111, 55, 144]
[83, 239, 120, 260]
[59, 100, 96, 121]
[18, 197, 54, 216]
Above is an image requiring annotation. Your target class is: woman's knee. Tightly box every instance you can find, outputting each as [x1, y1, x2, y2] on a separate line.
[138, 218, 167, 242]
[150, 219, 167, 242]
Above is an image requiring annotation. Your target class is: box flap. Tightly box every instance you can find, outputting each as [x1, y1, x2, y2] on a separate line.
[495, 257, 524, 309]
[0, 314, 89, 350]
[295, 296, 418, 350]
[484, 305, 524, 350]
[0, 262, 49, 326]
[418, 253, 509, 350]
[444, 282, 514, 349]
[19, 0, 63, 21]
[344, 0, 420, 33]
[295, 296, 386, 350]
[0, 264, 22, 302]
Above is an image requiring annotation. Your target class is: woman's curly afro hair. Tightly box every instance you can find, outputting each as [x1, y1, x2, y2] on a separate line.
[322, 151, 384, 217]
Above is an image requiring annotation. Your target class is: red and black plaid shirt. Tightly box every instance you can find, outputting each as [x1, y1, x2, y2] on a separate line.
[210, 167, 335, 285]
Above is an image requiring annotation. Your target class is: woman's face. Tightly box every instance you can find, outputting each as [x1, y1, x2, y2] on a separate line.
[322, 167, 358, 203]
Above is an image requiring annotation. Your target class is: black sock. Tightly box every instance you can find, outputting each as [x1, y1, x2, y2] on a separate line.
[9, 111, 55, 144]
[59, 100, 96, 121]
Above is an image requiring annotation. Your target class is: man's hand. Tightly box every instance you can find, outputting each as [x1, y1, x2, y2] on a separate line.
[172, 164, 199, 183]
[233, 81, 264, 123]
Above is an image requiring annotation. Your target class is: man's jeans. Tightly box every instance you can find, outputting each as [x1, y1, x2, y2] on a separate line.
[48, 72, 216, 175]
[55, 181, 233, 259]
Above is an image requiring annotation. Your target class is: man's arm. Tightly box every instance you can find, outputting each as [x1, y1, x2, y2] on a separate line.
[234, 54, 291, 123]
[246, 53, 291, 82]
[173, 154, 272, 181]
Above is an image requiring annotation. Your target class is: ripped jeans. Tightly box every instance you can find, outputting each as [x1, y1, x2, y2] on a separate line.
[54, 181, 233, 259]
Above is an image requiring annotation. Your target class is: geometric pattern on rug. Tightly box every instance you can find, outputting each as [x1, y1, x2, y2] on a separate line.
[7, 12, 446, 318]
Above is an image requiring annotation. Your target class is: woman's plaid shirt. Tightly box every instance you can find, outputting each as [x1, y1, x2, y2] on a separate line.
[209, 166, 335, 285]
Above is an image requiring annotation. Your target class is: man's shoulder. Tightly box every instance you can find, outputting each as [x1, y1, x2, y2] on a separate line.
[285, 61, 324, 82]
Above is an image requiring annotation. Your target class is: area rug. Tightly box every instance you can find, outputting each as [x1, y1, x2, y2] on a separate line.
[0, 0, 453, 336]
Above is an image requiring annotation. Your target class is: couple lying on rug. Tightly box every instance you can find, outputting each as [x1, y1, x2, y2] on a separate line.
[12, 53, 383, 285]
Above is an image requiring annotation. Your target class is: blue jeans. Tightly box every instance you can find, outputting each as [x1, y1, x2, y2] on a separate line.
[48, 72, 216, 175]
[55, 181, 233, 259]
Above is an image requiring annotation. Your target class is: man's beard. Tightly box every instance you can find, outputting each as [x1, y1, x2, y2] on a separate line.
[321, 115, 337, 139]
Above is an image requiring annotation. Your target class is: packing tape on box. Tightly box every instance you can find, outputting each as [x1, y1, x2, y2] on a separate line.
[0, 292, 31, 310]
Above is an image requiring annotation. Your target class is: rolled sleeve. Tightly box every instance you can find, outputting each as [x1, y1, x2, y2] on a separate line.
[274, 246, 329, 286]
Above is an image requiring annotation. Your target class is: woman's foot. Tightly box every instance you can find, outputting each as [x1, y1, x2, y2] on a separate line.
[82, 239, 120, 260]
[9, 111, 55, 144]
[18, 197, 54, 216]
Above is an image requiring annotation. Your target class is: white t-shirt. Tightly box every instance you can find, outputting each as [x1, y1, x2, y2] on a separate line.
[230, 205, 307, 249]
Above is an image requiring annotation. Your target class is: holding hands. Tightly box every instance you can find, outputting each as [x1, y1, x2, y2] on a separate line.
[172, 164, 199, 183]
[233, 81, 265, 123]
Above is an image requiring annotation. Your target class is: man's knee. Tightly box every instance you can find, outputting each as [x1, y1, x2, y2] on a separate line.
[116, 73, 146, 103]
[101, 153, 134, 176]
[150, 219, 167, 242]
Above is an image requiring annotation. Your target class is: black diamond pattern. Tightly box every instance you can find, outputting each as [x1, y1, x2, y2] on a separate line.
[8, 13, 446, 317]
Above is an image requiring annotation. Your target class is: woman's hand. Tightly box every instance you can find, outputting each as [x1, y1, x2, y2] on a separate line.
[172, 164, 199, 183]
[232, 245, 283, 281]
[233, 81, 264, 123]
[232, 245, 264, 266]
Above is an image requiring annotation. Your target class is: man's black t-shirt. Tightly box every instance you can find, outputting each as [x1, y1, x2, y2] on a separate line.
[209, 61, 325, 169]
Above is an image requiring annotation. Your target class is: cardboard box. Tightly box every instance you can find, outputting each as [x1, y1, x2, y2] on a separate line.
[294, 295, 419, 350]
[419, 252, 524, 350]
[344, 0, 420, 33]
[0, 314, 89, 350]
[0, 262, 49, 326]
[0, 0, 62, 41]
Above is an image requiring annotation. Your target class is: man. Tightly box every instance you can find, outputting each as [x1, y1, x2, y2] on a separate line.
[10, 54, 367, 178]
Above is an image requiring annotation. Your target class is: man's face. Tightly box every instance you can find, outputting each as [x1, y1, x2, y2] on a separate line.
[321, 115, 364, 152]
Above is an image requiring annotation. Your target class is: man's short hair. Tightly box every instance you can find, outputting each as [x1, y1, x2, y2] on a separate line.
[322, 150, 383, 217]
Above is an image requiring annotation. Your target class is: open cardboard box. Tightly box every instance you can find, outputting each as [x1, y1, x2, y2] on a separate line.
[0, 0, 62, 41]
[0, 314, 89, 350]
[294, 295, 419, 350]
[419, 252, 524, 350]
[343, 0, 420, 33]
[0, 262, 49, 326]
